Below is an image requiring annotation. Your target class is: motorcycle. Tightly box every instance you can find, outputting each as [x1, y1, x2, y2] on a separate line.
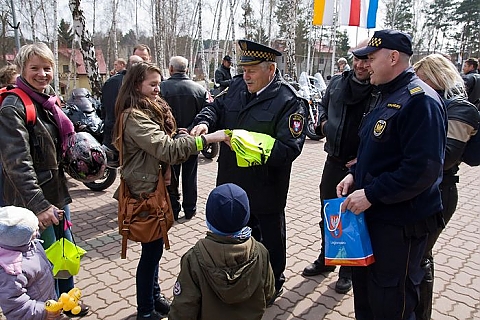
[298, 72, 326, 141]
[62, 88, 117, 191]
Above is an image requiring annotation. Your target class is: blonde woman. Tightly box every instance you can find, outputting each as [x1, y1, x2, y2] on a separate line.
[0, 42, 89, 316]
[414, 53, 480, 320]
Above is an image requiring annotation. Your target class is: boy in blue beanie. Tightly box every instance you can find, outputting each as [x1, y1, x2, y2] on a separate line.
[169, 183, 275, 320]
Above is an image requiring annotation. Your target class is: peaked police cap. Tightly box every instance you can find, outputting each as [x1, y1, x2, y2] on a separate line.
[238, 40, 282, 66]
[353, 29, 413, 57]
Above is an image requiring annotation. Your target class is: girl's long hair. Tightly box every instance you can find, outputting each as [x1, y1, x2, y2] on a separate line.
[112, 62, 176, 149]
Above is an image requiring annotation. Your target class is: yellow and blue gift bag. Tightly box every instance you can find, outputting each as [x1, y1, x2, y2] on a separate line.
[323, 197, 374, 266]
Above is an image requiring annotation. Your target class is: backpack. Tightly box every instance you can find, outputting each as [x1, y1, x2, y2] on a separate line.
[0, 87, 37, 206]
[0, 86, 37, 126]
[444, 96, 480, 166]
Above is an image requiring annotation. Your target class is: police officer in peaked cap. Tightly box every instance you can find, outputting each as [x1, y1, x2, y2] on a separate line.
[190, 39, 308, 306]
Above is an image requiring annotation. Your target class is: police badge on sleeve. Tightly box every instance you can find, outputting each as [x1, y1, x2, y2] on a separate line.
[289, 113, 304, 138]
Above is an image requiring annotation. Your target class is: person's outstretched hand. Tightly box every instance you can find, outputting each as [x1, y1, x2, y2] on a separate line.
[190, 123, 208, 136]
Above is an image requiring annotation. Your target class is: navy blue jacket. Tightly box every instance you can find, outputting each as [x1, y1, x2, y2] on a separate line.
[353, 68, 446, 225]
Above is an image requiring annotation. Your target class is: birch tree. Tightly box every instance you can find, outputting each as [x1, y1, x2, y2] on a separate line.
[69, 0, 103, 97]
[276, 0, 297, 78]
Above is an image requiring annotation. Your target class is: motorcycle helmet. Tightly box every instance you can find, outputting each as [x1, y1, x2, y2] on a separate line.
[67, 88, 96, 113]
[63, 132, 107, 183]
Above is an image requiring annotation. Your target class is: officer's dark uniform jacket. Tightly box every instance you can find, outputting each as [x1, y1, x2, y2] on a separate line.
[0, 88, 71, 214]
[352, 69, 446, 226]
[214, 64, 232, 92]
[317, 70, 375, 161]
[160, 73, 208, 129]
[194, 70, 307, 215]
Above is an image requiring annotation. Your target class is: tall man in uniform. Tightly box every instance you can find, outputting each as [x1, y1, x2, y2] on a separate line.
[337, 30, 446, 320]
[191, 40, 307, 306]
[302, 40, 374, 294]
[160, 56, 210, 220]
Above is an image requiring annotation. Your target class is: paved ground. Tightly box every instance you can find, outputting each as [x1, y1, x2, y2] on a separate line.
[2, 139, 480, 319]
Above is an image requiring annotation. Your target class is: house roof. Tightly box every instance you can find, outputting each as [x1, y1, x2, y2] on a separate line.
[58, 48, 107, 75]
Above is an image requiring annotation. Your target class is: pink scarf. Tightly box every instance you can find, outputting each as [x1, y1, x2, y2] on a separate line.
[16, 77, 75, 154]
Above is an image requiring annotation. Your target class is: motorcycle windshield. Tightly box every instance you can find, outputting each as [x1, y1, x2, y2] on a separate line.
[298, 72, 311, 98]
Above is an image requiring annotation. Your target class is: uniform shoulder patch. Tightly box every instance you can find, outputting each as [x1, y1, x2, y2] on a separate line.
[289, 113, 304, 138]
[408, 83, 424, 96]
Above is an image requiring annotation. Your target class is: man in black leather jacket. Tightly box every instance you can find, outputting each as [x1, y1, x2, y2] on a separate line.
[302, 43, 375, 295]
[160, 56, 210, 220]
[191, 40, 307, 306]
[462, 58, 480, 108]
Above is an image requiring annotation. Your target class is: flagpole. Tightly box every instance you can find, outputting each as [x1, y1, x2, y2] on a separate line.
[356, 27, 359, 46]
[330, 0, 339, 76]
[306, 0, 313, 75]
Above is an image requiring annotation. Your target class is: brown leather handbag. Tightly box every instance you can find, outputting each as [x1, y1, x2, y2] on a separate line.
[117, 112, 174, 259]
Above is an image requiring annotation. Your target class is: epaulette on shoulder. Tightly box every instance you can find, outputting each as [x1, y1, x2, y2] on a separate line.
[408, 82, 424, 96]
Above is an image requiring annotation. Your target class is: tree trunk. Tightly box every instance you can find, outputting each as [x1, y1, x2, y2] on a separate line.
[198, 0, 207, 81]
[69, 0, 103, 98]
[286, 0, 297, 79]
[112, 0, 118, 60]
[214, 0, 224, 79]
[229, 0, 237, 71]
[28, 0, 36, 41]
[39, 0, 51, 43]
[53, 0, 59, 93]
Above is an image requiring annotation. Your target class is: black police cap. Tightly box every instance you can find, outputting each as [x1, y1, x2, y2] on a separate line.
[238, 40, 282, 66]
[223, 55, 232, 62]
[353, 29, 413, 57]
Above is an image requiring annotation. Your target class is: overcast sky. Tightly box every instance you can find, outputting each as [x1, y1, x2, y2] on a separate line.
[55, 0, 382, 47]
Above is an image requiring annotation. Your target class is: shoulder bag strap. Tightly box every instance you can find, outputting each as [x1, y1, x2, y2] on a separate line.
[118, 112, 130, 259]
[153, 170, 171, 250]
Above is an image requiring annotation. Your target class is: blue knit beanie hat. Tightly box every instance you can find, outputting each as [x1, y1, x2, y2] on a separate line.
[0, 206, 38, 248]
[206, 183, 250, 234]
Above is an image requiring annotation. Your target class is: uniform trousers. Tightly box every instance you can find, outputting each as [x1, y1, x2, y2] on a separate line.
[249, 211, 286, 292]
[353, 220, 428, 320]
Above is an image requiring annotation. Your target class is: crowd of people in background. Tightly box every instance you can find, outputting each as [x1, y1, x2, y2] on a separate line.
[0, 29, 479, 320]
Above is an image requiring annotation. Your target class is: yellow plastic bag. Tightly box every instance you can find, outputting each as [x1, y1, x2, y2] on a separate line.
[45, 238, 86, 279]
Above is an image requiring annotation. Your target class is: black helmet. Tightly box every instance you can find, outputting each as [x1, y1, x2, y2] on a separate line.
[63, 132, 107, 182]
